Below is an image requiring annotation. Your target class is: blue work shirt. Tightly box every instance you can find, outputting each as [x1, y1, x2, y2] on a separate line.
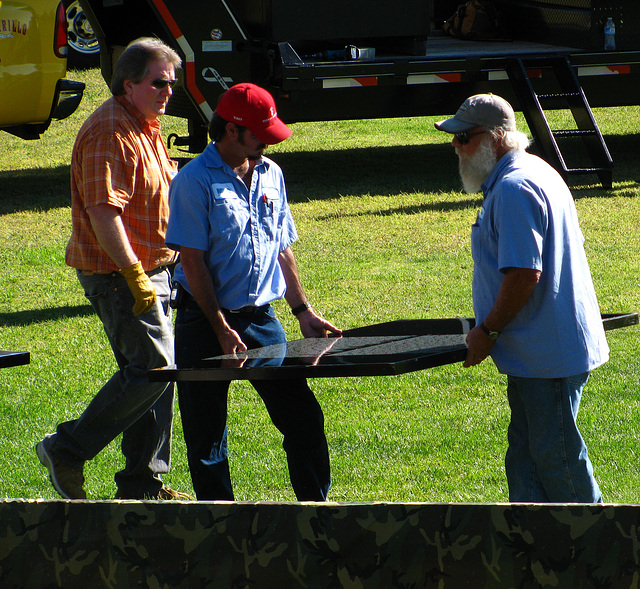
[166, 142, 298, 310]
[471, 150, 609, 378]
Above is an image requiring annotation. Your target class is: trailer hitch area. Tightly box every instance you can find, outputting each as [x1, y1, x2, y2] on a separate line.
[167, 133, 192, 153]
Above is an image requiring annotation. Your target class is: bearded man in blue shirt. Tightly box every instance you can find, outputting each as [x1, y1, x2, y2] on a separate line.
[435, 93, 609, 503]
[166, 83, 341, 501]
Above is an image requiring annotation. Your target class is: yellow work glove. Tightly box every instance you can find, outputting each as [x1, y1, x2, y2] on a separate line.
[120, 261, 156, 315]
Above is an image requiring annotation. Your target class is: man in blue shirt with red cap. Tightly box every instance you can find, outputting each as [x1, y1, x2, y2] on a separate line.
[166, 83, 341, 501]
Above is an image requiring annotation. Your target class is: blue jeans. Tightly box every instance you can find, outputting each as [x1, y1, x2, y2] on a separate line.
[175, 303, 331, 501]
[505, 373, 601, 503]
[48, 268, 175, 497]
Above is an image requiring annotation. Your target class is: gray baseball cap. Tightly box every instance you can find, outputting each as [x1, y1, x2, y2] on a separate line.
[435, 93, 516, 133]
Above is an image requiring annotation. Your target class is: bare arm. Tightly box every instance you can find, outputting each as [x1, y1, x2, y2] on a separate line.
[179, 246, 247, 354]
[464, 267, 541, 368]
[86, 203, 138, 269]
[279, 246, 341, 338]
[87, 203, 158, 314]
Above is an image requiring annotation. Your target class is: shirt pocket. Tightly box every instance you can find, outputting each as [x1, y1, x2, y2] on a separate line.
[260, 186, 282, 238]
[261, 187, 281, 215]
[211, 183, 249, 236]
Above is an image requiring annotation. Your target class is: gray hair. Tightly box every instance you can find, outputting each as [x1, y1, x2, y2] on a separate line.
[489, 127, 531, 152]
[110, 37, 182, 96]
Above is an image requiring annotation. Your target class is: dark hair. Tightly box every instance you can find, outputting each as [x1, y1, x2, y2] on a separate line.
[208, 112, 246, 142]
[110, 37, 182, 96]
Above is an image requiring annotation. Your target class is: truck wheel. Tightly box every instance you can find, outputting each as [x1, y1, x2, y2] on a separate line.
[65, 0, 100, 69]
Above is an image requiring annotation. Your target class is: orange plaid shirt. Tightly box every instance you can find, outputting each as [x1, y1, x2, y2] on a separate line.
[65, 95, 178, 273]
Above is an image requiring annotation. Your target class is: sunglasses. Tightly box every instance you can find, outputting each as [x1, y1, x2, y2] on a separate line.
[150, 78, 177, 89]
[454, 130, 489, 145]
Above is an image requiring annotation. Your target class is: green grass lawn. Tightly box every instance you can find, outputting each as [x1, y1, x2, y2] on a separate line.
[1, 69, 639, 502]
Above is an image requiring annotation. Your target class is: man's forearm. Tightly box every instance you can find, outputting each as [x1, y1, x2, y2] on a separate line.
[464, 267, 541, 368]
[279, 246, 308, 309]
[178, 246, 248, 355]
[86, 203, 138, 269]
[180, 250, 226, 330]
[483, 267, 541, 331]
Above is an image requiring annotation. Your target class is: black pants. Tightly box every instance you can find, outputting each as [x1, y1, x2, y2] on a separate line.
[175, 303, 331, 501]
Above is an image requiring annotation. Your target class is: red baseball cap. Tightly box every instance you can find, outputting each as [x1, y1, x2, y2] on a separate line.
[216, 83, 292, 145]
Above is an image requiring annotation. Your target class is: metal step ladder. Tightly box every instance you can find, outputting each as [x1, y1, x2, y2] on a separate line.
[506, 56, 613, 189]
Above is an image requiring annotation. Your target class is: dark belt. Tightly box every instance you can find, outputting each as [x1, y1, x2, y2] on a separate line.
[181, 289, 267, 315]
[148, 265, 169, 276]
[223, 305, 269, 315]
[79, 265, 169, 277]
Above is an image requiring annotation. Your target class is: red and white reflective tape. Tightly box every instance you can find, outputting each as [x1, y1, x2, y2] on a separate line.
[407, 65, 630, 85]
[407, 73, 462, 85]
[322, 77, 379, 88]
[577, 64, 631, 76]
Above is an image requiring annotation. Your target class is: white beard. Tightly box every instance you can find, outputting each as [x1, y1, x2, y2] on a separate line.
[457, 138, 498, 194]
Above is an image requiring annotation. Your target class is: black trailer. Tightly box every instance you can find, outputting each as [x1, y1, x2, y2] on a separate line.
[80, 0, 640, 186]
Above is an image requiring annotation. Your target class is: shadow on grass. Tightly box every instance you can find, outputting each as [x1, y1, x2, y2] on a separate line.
[1, 135, 638, 215]
[0, 305, 94, 327]
[276, 143, 460, 202]
[271, 134, 640, 202]
[314, 196, 483, 221]
[0, 165, 71, 215]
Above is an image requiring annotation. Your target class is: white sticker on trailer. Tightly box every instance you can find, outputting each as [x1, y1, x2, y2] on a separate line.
[203, 40, 233, 52]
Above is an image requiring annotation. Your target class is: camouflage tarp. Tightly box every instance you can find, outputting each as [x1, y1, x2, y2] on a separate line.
[1, 499, 639, 588]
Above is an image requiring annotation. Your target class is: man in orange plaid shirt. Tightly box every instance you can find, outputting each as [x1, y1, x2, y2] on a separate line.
[36, 37, 189, 500]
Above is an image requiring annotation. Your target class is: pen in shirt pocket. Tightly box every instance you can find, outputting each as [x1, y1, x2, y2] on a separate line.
[262, 193, 274, 214]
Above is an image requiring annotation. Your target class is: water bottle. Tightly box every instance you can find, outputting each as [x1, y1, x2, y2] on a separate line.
[604, 17, 616, 51]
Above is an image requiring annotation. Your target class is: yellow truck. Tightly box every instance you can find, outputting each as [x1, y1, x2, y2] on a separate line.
[0, 0, 85, 139]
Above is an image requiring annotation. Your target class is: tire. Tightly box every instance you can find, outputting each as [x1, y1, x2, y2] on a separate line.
[65, 0, 100, 69]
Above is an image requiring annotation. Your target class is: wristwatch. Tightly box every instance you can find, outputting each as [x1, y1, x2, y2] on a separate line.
[291, 302, 311, 316]
[479, 322, 501, 340]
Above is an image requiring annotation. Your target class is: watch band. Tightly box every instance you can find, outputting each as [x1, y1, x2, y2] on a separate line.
[291, 302, 310, 316]
[479, 322, 501, 340]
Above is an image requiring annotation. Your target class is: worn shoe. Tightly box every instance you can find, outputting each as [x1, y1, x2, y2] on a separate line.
[157, 486, 194, 501]
[36, 434, 86, 499]
[115, 486, 194, 501]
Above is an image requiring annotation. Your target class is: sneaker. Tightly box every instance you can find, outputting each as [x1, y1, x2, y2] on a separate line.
[115, 486, 194, 501]
[36, 434, 86, 499]
[157, 486, 194, 501]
